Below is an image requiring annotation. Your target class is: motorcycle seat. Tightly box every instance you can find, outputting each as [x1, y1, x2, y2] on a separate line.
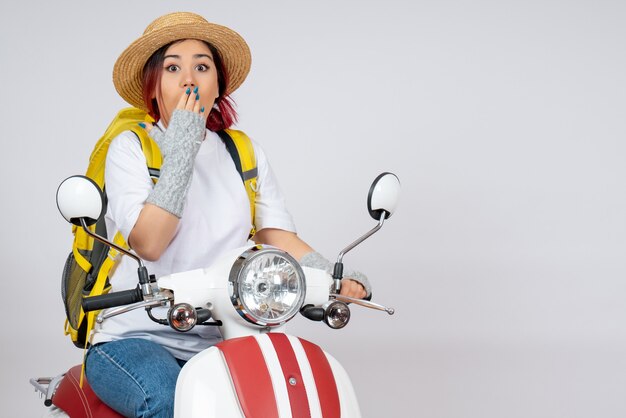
[53, 365, 124, 418]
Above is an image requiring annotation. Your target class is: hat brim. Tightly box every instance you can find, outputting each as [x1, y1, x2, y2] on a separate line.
[113, 21, 251, 111]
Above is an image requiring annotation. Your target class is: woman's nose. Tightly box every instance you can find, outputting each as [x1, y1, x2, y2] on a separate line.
[180, 70, 196, 87]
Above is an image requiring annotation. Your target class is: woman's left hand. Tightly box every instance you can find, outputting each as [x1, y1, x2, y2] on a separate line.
[252, 229, 370, 300]
[339, 279, 367, 299]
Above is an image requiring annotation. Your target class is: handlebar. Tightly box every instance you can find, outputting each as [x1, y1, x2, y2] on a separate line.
[82, 286, 143, 312]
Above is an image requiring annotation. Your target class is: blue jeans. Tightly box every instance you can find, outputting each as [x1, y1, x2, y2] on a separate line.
[85, 338, 186, 418]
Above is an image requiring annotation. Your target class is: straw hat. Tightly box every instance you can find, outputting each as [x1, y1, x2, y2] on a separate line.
[113, 12, 251, 111]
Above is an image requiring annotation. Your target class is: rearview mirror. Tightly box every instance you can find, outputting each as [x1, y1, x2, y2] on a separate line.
[56, 175, 105, 227]
[367, 172, 400, 220]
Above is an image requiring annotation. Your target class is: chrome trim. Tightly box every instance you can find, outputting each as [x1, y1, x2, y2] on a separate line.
[336, 214, 385, 265]
[323, 300, 351, 329]
[79, 218, 143, 267]
[30, 374, 64, 406]
[333, 214, 385, 292]
[79, 218, 154, 297]
[30, 377, 51, 395]
[330, 293, 395, 315]
[96, 292, 172, 323]
[229, 245, 306, 326]
[141, 283, 153, 296]
[168, 303, 198, 332]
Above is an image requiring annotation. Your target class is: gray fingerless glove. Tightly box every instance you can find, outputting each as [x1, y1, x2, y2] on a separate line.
[299, 251, 372, 297]
[145, 110, 205, 217]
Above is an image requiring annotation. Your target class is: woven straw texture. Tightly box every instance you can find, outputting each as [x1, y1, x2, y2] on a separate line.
[113, 12, 251, 111]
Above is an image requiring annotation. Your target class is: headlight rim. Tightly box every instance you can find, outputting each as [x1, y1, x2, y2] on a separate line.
[229, 245, 306, 327]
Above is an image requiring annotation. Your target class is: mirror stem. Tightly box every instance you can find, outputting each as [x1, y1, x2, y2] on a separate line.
[79, 218, 152, 296]
[79, 218, 143, 267]
[333, 214, 386, 292]
[336, 214, 386, 264]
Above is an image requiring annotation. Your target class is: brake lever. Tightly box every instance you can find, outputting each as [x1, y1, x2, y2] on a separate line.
[97, 292, 172, 323]
[329, 294, 395, 315]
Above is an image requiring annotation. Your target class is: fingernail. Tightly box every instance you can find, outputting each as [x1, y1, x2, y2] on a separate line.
[193, 86, 198, 94]
[186, 87, 191, 94]
[200, 106, 205, 113]
[196, 94, 200, 100]
[138, 122, 146, 128]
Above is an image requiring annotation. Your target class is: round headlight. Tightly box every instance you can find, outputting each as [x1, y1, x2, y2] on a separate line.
[230, 246, 306, 326]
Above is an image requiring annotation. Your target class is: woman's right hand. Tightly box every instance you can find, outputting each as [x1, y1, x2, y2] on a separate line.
[129, 87, 209, 259]
[140, 87, 206, 158]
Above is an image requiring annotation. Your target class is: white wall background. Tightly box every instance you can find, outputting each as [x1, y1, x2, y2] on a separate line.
[1, 1, 625, 417]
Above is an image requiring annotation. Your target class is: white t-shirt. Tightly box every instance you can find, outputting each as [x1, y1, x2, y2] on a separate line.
[91, 128, 296, 360]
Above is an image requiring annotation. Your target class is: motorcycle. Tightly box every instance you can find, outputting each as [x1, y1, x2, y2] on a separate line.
[31, 172, 400, 417]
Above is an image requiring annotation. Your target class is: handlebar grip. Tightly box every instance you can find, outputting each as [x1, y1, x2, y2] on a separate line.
[82, 286, 143, 312]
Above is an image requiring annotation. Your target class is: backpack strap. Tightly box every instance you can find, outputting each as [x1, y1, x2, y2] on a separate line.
[70, 108, 158, 348]
[78, 231, 127, 386]
[216, 129, 258, 237]
[87, 108, 157, 187]
[136, 131, 162, 184]
[93, 108, 255, 225]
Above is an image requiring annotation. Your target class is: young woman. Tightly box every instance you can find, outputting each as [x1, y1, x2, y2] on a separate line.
[85, 12, 371, 417]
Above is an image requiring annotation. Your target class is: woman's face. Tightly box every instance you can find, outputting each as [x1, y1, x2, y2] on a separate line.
[155, 39, 220, 127]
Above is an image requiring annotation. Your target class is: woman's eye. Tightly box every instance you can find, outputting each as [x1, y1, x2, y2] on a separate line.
[196, 64, 209, 72]
[165, 64, 179, 72]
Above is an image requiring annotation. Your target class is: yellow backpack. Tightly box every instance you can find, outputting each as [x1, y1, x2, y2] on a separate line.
[62, 107, 258, 349]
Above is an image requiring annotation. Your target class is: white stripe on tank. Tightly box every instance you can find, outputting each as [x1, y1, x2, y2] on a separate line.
[254, 334, 292, 418]
[288, 335, 323, 418]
